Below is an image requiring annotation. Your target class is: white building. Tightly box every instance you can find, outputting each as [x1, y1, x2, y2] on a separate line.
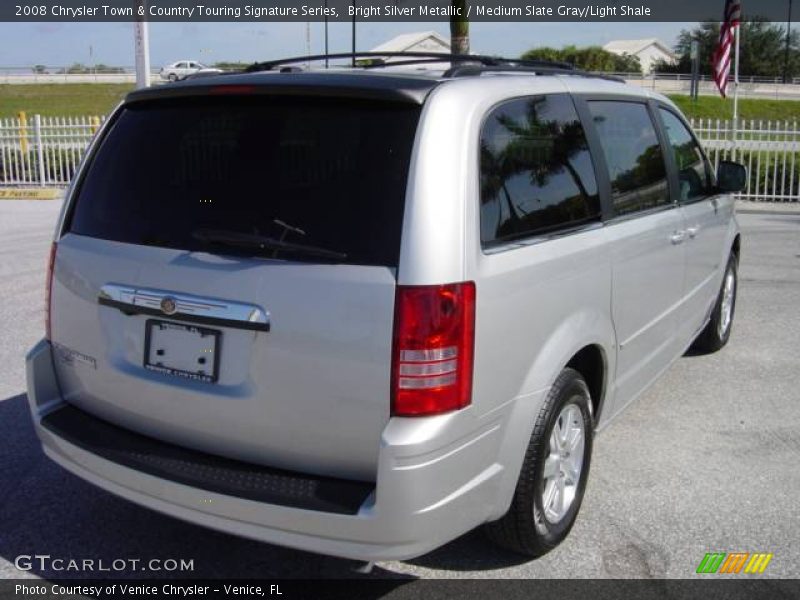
[603, 38, 677, 74]
[370, 31, 451, 63]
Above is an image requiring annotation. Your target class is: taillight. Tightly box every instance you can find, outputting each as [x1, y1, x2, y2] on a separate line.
[391, 282, 476, 417]
[45, 242, 57, 340]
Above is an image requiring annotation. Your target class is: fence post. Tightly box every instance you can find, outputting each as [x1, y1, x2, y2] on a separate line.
[33, 114, 46, 185]
[18, 111, 28, 154]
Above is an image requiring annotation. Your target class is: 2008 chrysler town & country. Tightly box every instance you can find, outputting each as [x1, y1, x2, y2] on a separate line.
[26, 54, 746, 560]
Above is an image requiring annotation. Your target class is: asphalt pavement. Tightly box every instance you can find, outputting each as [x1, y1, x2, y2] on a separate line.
[0, 200, 798, 580]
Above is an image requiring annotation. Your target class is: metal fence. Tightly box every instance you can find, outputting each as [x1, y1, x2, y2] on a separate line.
[3, 66, 800, 85]
[0, 65, 160, 84]
[0, 114, 103, 186]
[631, 77, 800, 101]
[690, 118, 800, 202]
[598, 73, 800, 100]
[0, 113, 798, 201]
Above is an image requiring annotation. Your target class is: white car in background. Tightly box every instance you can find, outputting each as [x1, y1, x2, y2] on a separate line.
[160, 60, 220, 82]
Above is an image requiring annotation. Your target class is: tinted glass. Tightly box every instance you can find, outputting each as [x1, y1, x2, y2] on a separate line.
[68, 96, 420, 267]
[588, 101, 669, 216]
[659, 108, 714, 202]
[479, 94, 600, 247]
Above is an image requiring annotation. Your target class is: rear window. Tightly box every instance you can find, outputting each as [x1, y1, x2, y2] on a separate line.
[67, 96, 421, 267]
[479, 94, 600, 247]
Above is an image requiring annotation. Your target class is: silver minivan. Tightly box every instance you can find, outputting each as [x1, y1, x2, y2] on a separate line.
[26, 54, 745, 561]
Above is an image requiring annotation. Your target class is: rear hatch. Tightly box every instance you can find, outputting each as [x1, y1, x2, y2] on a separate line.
[49, 91, 421, 481]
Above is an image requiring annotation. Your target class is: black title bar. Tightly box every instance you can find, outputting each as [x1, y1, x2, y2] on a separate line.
[3, 579, 800, 600]
[4, 0, 800, 22]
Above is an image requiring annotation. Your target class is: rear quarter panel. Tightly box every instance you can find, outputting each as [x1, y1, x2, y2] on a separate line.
[405, 78, 618, 517]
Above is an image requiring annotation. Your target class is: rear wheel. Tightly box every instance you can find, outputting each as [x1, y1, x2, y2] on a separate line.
[692, 253, 738, 353]
[485, 368, 593, 557]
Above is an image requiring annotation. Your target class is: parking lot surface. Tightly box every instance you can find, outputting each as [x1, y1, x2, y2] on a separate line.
[0, 200, 798, 580]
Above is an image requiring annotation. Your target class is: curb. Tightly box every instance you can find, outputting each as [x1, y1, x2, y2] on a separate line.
[736, 200, 800, 215]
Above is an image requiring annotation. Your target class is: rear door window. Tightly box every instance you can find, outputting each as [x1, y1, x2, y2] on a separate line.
[587, 101, 670, 217]
[67, 96, 420, 267]
[479, 93, 601, 247]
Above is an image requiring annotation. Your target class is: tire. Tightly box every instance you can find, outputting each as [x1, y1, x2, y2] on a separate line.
[485, 368, 593, 557]
[168, 73, 178, 82]
[692, 253, 738, 354]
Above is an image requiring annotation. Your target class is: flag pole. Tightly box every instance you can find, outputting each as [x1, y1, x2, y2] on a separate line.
[732, 21, 740, 160]
[733, 23, 740, 124]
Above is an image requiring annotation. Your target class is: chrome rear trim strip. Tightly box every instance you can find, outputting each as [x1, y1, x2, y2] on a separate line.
[98, 284, 270, 332]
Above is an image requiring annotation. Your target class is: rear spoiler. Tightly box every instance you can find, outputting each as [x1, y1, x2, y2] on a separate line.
[125, 72, 438, 106]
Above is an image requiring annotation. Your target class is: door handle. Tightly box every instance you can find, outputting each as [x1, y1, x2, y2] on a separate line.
[670, 230, 686, 245]
[686, 225, 700, 238]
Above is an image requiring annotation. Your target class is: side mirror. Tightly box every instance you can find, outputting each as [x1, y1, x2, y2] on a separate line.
[717, 161, 747, 193]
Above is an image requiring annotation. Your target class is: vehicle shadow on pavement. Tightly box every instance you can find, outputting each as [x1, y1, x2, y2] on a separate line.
[0, 394, 413, 582]
[403, 530, 532, 571]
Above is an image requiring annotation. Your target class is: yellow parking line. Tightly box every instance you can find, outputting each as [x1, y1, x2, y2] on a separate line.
[0, 188, 62, 200]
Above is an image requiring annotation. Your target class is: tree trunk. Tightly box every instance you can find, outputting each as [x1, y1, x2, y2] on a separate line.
[450, 0, 469, 55]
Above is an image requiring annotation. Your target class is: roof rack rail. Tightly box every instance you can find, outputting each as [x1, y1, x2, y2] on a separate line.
[443, 64, 626, 83]
[242, 52, 626, 84]
[244, 52, 576, 73]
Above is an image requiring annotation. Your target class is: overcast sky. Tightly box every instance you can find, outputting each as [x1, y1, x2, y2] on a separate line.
[0, 21, 694, 67]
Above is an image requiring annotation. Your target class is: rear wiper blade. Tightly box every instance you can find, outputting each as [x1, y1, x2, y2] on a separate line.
[191, 228, 347, 260]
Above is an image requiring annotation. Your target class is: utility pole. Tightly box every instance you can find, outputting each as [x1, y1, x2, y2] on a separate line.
[784, 0, 793, 84]
[690, 39, 700, 101]
[305, 22, 311, 68]
[351, 0, 356, 67]
[133, 0, 150, 88]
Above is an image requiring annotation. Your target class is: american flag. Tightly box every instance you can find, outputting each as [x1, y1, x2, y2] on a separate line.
[712, 0, 742, 98]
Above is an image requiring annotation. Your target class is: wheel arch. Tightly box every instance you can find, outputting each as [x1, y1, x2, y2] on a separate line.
[731, 233, 741, 261]
[486, 313, 615, 521]
[514, 308, 615, 424]
[565, 344, 608, 425]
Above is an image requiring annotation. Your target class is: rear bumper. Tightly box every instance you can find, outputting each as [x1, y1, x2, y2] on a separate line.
[26, 339, 507, 561]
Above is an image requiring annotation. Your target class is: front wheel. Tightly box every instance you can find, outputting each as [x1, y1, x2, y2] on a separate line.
[485, 368, 593, 557]
[692, 253, 738, 353]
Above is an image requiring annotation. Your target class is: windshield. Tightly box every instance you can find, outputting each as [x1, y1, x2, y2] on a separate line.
[67, 95, 420, 267]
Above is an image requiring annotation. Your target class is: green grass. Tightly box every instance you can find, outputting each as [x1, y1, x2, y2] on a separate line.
[0, 84, 133, 117]
[668, 95, 800, 122]
[2, 84, 800, 123]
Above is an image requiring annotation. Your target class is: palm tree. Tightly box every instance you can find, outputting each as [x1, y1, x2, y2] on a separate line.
[450, 0, 469, 54]
[496, 111, 591, 200]
[480, 100, 597, 238]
